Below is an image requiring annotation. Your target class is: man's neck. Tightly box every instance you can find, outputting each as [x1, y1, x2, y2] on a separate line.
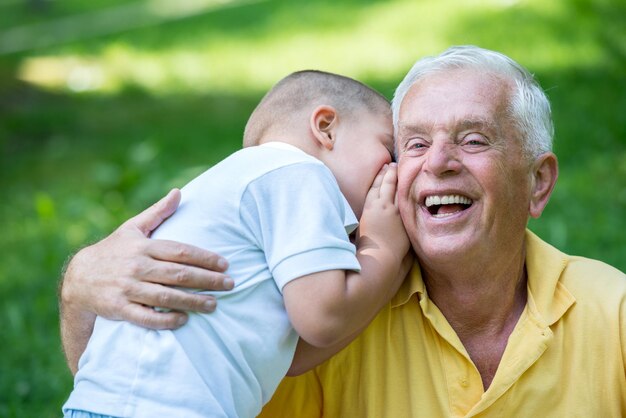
[420, 247, 528, 390]
[425, 259, 526, 330]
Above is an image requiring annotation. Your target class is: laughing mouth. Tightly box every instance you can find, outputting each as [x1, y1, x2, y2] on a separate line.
[424, 194, 473, 218]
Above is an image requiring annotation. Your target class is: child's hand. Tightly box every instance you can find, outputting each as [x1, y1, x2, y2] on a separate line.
[356, 163, 410, 263]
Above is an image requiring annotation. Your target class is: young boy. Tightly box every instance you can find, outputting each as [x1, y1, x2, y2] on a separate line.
[63, 70, 409, 418]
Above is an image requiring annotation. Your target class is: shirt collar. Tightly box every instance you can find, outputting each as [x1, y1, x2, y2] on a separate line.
[524, 229, 575, 326]
[391, 258, 425, 308]
[390, 229, 576, 325]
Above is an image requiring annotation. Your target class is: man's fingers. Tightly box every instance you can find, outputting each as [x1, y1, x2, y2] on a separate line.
[147, 239, 229, 272]
[119, 303, 190, 330]
[125, 281, 219, 314]
[379, 163, 398, 203]
[125, 189, 182, 237]
[145, 261, 233, 291]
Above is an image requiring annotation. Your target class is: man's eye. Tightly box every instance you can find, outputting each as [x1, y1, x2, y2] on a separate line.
[462, 134, 487, 146]
[406, 140, 427, 150]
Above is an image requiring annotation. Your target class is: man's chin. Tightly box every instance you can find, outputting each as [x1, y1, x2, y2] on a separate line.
[415, 232, 478, 264]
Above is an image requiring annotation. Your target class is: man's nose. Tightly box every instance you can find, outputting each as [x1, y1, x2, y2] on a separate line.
[423, 141, 462, 176]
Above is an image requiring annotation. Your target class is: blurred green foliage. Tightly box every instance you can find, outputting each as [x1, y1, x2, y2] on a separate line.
[0, 0, 624, 416]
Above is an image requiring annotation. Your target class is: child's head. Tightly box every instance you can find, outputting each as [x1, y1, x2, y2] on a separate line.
[244, 70, 394, 218]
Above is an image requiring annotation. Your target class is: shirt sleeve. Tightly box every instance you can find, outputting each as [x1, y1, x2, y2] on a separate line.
[239, 161, 361, 292]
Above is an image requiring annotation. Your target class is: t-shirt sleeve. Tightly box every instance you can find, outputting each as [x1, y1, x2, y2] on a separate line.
[239, 162, 360, 292]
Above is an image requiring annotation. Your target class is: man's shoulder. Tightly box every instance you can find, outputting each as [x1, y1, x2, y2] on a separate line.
[526, 230, 625, 297]
[563, 255, 624, 277]
[560, 256, 626, 316]
[526, 231, 625, 320]
[560, 255, 626, 308]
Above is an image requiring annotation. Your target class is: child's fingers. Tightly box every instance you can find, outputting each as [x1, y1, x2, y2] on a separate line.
[379, 163, 398, 202]
[365, 164, 388, 201]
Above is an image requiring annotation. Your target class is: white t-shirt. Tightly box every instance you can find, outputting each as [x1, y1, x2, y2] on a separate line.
[63, 142, 360, 418]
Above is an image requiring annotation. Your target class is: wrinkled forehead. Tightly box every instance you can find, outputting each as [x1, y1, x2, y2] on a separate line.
[397, 70, 512, 128]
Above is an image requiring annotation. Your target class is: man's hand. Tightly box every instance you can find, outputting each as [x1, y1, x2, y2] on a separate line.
[60, 189, 233, 373]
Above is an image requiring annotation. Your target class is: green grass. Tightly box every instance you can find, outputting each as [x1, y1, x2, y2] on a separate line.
[1, 0, 624, 415]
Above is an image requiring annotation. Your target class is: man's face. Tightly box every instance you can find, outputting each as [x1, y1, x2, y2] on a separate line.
[330, 110, 395, 219]
[395, 69, 533, 266]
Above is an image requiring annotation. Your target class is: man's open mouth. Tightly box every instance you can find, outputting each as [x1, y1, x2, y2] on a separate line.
[424, 194, 473, 218]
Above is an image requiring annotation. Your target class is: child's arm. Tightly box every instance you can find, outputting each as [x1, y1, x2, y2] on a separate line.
[282, 164, 410, 356]
[286, 249, 413, 376]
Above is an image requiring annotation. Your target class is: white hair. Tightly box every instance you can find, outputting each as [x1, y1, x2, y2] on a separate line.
[391, 45, 554, 159]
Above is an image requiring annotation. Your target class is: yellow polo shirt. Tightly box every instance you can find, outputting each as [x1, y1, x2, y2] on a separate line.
[259, 230, 626, 417]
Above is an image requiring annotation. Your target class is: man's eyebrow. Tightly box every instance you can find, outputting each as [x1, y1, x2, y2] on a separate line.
[396, 123, 428, 137]
[398, 119, 498, 134]
[457, 119, 498, 133]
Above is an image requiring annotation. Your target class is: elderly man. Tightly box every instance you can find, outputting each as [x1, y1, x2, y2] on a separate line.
[61, 46, 625, 416]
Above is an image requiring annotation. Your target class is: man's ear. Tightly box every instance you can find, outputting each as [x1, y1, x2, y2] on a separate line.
[529, 152, 558, 219]
[309, 105, 338, 151]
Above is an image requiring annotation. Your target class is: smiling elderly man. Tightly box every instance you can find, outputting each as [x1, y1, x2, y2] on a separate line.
[61, 46, 625, 417]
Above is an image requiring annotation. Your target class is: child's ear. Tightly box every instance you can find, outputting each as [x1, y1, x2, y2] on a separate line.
[309, 105, 338, 150]
[529, 152, 558, 219]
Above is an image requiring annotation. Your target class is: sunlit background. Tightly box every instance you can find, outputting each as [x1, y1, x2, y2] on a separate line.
[1, 0, 624, 415]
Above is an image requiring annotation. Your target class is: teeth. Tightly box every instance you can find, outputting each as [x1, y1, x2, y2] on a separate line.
[425, 194, 472, 207]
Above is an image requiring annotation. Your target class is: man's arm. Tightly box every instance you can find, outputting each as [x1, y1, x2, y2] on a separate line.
[59, 189, 234, 374]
